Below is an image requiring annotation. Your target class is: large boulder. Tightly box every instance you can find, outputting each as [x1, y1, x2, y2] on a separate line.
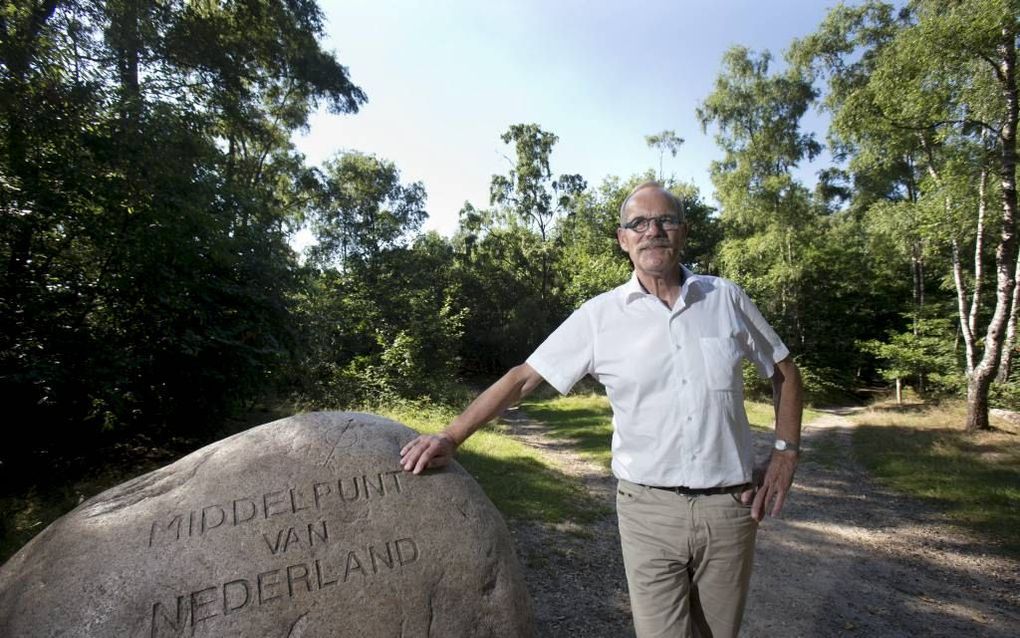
[0, 412, 535, 637]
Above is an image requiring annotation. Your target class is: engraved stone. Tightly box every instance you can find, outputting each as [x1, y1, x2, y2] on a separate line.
[0, 412, 535, 637]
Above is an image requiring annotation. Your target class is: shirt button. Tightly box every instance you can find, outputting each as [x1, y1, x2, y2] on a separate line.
[682, 379, 688, 385]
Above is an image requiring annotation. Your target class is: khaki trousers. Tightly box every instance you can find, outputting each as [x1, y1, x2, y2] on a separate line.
[616, 478, 758, 638]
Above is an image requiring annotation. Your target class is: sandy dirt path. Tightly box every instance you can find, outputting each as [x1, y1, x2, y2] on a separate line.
[500, 407, 1020, 637]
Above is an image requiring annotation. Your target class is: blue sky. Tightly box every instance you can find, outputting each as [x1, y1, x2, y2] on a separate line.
[293, 1, 846, 240]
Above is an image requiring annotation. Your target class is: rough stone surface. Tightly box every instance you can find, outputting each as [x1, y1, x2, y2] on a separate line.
[0, 412, 535, 637]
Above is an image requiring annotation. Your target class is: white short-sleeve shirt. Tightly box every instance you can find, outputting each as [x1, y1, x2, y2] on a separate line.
[526, 267, 790, 488]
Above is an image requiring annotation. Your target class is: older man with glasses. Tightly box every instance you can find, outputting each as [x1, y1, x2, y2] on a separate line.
[400, 180, 803, 638]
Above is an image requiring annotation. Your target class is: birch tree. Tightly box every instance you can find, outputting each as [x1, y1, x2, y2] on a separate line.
[793, 0, 1019, 430]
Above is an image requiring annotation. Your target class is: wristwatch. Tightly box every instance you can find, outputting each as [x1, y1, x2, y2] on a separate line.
[773, 438, 799, 453]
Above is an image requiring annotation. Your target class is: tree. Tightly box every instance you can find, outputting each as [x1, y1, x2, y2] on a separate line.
[293, 232, 465, 406]
[445, 123, 587, 373]
[697, 46, 822, 350]
[308, 151, 427, 270]
[556, 176, 639, 309]
[861, 316, 962, 402]
[645, 130, 685, 181]
[793, 0, 1020, 430]
[0, 0, 366, 467]
[298, 151, 465, 405]
[489, 123, 586, 307]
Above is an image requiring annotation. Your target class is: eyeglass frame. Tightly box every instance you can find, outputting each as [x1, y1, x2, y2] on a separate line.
[620, 215, 684, 233]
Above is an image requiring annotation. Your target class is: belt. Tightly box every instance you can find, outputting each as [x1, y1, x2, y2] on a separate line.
[641, 482, 750, 496]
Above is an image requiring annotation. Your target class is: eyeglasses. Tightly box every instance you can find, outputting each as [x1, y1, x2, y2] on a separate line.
[621, 215, 683, 233]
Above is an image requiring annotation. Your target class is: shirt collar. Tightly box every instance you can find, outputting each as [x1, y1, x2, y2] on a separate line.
[622, 266, 701, 304]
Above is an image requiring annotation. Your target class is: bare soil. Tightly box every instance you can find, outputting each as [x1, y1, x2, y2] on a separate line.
[499, 407, 1020, 638]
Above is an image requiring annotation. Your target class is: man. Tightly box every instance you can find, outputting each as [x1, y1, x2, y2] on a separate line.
[400, 181, 802, 637]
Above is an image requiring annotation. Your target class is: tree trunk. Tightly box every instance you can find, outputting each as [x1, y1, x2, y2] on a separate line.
[967, 24, 1020, 433]
[109, 0, 146, 137]
[918, 244, 926, 332]
[966, 372, 993, 431]
[996, 245, 1020, 382]
[969, 167, 988, 338]
[929, 151, 981, 375]
[952, 238, 977, 373]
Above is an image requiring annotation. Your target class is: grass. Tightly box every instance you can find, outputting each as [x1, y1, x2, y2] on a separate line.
[526, 394, 820, 457]
[850, 399, 1020, 557]
[521, 394, 615, 469]
[521, 394, 822, 469]
[745, 399, 822, 430]
[375, 401, 605, 524]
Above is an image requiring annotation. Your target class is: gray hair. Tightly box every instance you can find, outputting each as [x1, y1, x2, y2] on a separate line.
[618, 181, 686, 226]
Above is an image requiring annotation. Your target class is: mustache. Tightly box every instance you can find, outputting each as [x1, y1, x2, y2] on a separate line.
[638, 239, 673, 251]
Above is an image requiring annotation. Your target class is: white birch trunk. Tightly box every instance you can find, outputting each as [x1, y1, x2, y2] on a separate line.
[997, 245, 1020, 382]
[966, 25, 1019, 432]
[952, 238, 977, 374]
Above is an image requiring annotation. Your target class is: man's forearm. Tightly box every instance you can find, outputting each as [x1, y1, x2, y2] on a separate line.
[444, 363, 544, 445]
[752, 357, 804, 519]
[400, 363, 545, 474]
[772, 358, 803, 445]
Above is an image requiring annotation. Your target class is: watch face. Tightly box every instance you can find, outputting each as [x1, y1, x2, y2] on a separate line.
[775, 440, 787, 451]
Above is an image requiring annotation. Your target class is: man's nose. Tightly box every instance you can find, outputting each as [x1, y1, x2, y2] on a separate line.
[644, 219, 668, 237]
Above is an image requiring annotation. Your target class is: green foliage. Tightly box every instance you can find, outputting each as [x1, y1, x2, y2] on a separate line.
[0, 0, 365, 470]
[453, 124, 587, 373]
[677, 184, 723, 275]
[491, 124, 582, 241]
[696, 42, 894, 395]
[860, 316, 963, 396]
[293, 233, 466, 407]
[743, 360, 845, 408]
[741, 361, 773, 401]
[793, 0, 1020, 429]
[294, 150, 453, 405]
[555, 176, 634, 308]
[988, 379, 1020, 410]
[645, 129, 684, 181]
[308, 151, 426, 268]
[698, 46, 822, 353]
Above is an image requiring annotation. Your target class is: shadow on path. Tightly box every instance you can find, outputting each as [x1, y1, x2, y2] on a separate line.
[499, 406, 635, 637]
[500, 405, 1019, 637]
[744, 411, 1019, 637]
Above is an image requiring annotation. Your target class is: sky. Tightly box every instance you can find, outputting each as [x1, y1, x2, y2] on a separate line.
[292, 0, 846, 242]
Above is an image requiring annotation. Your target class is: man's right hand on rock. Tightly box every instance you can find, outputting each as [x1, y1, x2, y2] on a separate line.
[400, 433, 456, 474]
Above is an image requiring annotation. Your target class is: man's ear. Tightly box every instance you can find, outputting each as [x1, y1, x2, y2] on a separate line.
[616, 226, 627, 251]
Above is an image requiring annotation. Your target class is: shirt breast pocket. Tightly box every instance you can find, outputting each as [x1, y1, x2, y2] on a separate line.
[699, 336, 743, 391]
